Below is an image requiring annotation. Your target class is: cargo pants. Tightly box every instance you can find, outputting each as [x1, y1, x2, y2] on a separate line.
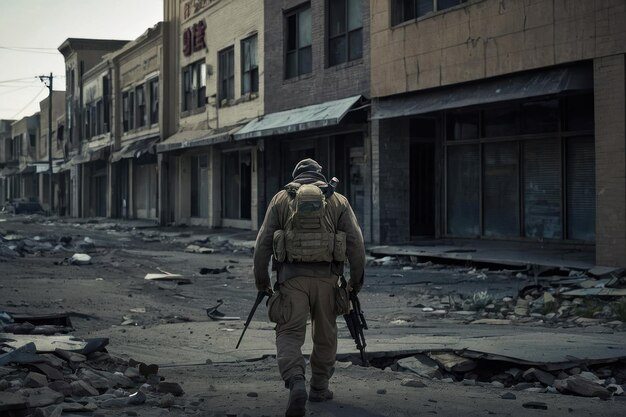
[272, 275, 338, 390]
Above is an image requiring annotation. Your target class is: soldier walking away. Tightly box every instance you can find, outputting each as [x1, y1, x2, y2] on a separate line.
[253, 158, 366, 417]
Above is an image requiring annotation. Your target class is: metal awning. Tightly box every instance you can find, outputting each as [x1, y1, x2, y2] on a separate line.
[0, 167, 18, 178]
[31, 160, 65, 174]
[233, 95, 363, 141]
[157, 126, 239, 153]
[111, 136, 159, 162]
[372, 64, 593, 120]
[81, 137, 112, 161]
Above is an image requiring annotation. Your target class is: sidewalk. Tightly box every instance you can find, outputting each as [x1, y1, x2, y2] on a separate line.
[369, 239, 596, 271]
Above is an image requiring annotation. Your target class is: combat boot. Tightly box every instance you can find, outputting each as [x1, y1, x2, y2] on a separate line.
[309, 386, 333, 402]
[285, 374, 307, 417]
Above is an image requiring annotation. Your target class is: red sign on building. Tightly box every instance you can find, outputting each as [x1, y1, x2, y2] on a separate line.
[183, 20, 206, 56]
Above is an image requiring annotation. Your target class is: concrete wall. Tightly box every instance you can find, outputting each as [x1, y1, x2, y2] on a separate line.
[371, 0, 626, 97]
[594, 54, 626, 267]
[264, 0, 370, 112]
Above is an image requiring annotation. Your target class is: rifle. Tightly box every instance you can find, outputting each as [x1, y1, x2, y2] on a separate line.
[343, 291, 368, 364]
[235, 290, 269, 349]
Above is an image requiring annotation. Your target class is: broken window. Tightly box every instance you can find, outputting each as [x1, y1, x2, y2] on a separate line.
[182, 60, 206, 113]
[219, 46, 235, 105]
[285, 4, 312, 79]
[392, 0, 466, 26]
[328, 0, 363, 66]
[241, 35, 259, 95]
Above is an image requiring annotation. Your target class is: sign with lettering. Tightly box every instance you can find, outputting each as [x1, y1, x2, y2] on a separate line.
[183, 20, 207, 56]
[182, 0, 220, 21]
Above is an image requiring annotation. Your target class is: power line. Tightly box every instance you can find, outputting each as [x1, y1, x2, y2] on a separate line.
[10, 86, 47, 119]
[0, 76, 39, 84]
[0, 46, 59, 55]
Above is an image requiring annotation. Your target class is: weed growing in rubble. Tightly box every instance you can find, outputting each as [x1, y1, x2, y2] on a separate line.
[575, 299, 603, 318]
[611, 298, 626, 322]
[471, 290, 493, 310]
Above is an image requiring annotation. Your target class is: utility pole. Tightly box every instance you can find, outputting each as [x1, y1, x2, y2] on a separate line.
[39, 73, 53, 214]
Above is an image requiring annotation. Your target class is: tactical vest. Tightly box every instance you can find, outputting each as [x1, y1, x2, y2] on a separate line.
[273, 183, 347, 264]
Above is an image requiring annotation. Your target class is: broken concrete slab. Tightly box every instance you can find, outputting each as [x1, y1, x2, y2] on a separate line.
[0, 334, 108, 355]
[0, 391, 27, 412]
[0, 342, 51, 366]
[428, 352, 477, 373]
[70, 380, 99, 397]
[24, 371, 48, 388]
[554, 374, 612, 399]
[396, 355, 442, 379]
[562, 288, 626, 296]
[19, 386, 64, 408]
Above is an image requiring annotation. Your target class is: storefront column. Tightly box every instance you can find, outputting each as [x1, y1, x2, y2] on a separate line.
[594, 54, 626, 267]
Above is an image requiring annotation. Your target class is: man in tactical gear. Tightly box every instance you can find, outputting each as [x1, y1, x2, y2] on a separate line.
[253, 158, 366, 417]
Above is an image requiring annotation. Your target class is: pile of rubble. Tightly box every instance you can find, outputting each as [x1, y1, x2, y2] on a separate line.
[387, 351, 626, 400]
[453, 268, 626, 329]
[0, 332, 188, 416]
[0, 227, 96, 264]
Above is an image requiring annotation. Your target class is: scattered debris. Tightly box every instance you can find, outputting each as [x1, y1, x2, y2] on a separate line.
[206, 300, 240, 321]
[184, 244, 214, 254]
[144, 268, 190, 284]
[199, 266, 230, 275]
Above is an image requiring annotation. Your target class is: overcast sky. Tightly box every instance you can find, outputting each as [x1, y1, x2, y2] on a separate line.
[0, 0, 163, 121]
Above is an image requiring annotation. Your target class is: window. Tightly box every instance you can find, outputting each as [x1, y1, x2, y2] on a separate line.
[241, 35, 259, 95]
[29, 133, 36, 148]
[149, 78, 159, 124]
[96, 100, 103, 135]
[103, 76, 110, 133]
[218, 47, 235, 104]
[136, 85, 146, 128]
[128, 91, 135, 131]
[392, 0, 466, 26]
[328, 0, 363, 66]
[285, 4, 312, 79]
[122, 92, 130, 132]
[182, 60, 206, 112]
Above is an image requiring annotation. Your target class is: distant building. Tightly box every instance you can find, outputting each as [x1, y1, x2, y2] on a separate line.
[10, 114, 40, 201]
[58, 38, 129, 217]
[37, 91, 65, 213]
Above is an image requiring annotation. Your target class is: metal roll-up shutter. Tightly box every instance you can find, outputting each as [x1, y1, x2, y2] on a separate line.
[523, 139, 562, 239]
[483, 141, 520, 237]
[446, 144, 479, 236]
[566, 136, 595, 241]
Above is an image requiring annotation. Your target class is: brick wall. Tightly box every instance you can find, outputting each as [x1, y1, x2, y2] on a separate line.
[264, 0, 370, 112]
[594, 54, 626, 267]
[372, 118, 410, 243]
